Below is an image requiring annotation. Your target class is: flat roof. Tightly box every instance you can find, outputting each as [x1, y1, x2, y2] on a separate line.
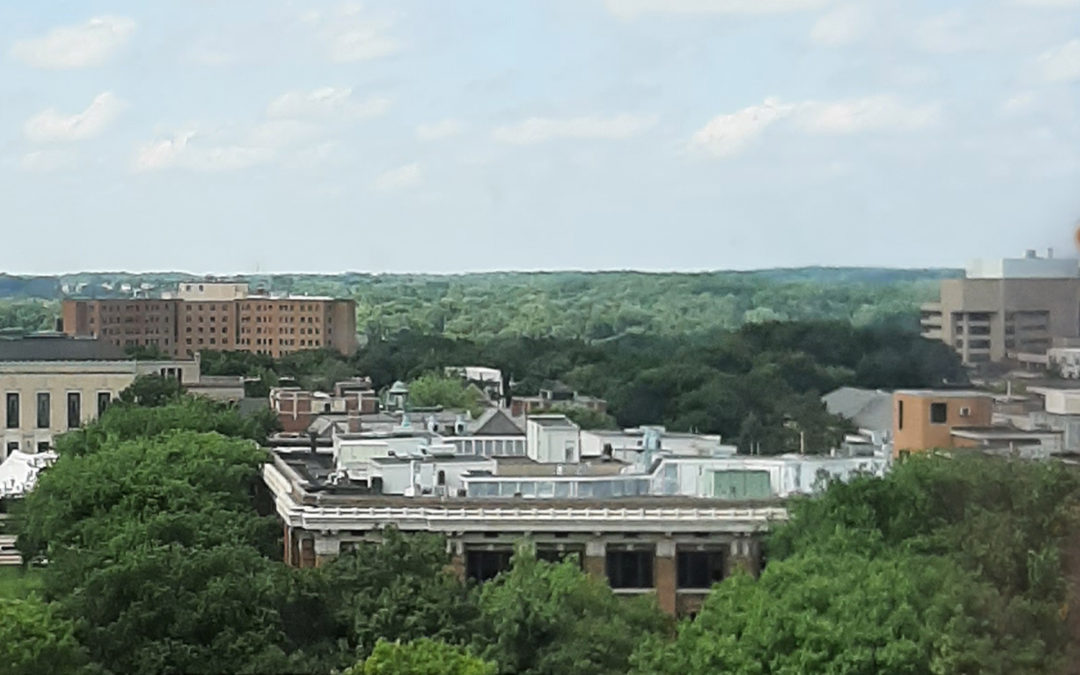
[529, 415, 577, 428]
[0, 334, 128, 361]
[894, 389, 992, 398]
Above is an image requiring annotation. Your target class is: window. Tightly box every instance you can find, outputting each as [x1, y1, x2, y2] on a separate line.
[606, 549, 653, 589]
[930, 402, 948, 424]
[5, 393, 18, 429]
[36, 393, 50, 429]
[897, 400, 904, 430]
[465, 550, 512, 582]
[37, 441, 50, 453]
[67, 392, 81, 429]
[677, 550, 725, 589]
[98, 392, 112, 417]
[6, 441, 17, 454]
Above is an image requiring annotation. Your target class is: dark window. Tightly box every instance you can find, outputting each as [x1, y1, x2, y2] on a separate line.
[897, 400, 904, 430]
[36, 393, 50, 429]
[37, 441, 50, 453]
[5, 393, 18, 429]
[677, 550, 725, 589]
[6, 441, 17, 454]
[98, 392, 112, 417]
[437, 470, 446, 486]
[930, 402, 948, 424]
[606, 550, 653, 589]
[465, 550, 512, 582]
[67, 392, 81, 429]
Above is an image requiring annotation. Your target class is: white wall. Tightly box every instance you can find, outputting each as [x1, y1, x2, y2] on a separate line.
[526, 419, 580, 463]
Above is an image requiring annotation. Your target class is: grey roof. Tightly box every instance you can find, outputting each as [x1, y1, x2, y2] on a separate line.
[469, 408, 526, 435]
[0, 334, 127, 361]
[822, 387, 893, 432]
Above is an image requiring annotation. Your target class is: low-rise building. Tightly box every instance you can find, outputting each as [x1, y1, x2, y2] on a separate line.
[510, 381, 608, 417]
[271, 378, 379, 434]
[892, 390, 994, 457]
[0, 334, 202, 457]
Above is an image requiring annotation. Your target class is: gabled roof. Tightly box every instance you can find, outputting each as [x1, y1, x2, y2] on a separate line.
[469, 408, 525, 435]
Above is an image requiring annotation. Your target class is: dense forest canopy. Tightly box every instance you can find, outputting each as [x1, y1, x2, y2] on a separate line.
[0, 268, 956, 339]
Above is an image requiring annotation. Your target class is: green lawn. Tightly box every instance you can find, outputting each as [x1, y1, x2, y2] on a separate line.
[0, 566, 43, 600]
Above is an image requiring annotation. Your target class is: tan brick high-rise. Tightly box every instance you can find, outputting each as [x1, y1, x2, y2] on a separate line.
[62, 282, 358, 358]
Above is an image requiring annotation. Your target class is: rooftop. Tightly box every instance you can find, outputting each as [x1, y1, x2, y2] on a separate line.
[894, 389, 992, 399]
[0, 333, 127, 361]
[528, 415, 578, 429]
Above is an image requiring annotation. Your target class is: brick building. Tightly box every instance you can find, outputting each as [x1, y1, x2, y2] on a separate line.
[61, 282, 358, 358]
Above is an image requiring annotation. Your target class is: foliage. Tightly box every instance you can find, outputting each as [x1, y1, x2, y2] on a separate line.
[317, 530, 481, 661]
[632, 455, 1080, 675]
[476, 550, 670, 675]
[407, 373, 484, 415]
[0, 567, 43, 600]
[0, 596, 87, 675]
[347, 639, 497, 675]
[118, 374, 184, 407]
[547, 405, 618, 430]
[0, 300, 57, 333]
[55, 395, 278, 456]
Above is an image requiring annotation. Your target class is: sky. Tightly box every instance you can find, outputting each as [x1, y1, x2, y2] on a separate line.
[1, 0, 1079, 275]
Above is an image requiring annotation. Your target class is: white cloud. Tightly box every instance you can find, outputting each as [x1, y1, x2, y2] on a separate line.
[493, 114, 657, 144]
[266, 87, 391, 120]
[692, 95, 939, 157]
[10, 16, 135, 69]
[132, 130, 272, 173]
[23, 92, 125, 143]
[20, 150, 77, 173]
[798, 95, 939, 134]
[373, 163, 422, 191]
[810, 5, 871, 46]
[691, 99, 795, 157]
[302, 4, 401, 63]
[1037, 39, 1080, 83]
[606, 0, 827, 17]
[1002, 91, 1038, 116]
[416, 119, 463, 141]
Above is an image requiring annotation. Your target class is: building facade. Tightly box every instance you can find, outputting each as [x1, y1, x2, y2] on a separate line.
[62, 282, 358, 359]
[0, 334, 200, 458]
[892, 390, 994, 456]
[920, 251, 1080, 365]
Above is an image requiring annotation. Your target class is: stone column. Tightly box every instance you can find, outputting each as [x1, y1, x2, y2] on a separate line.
[654, 539, 677, 616]
[584, 539, 606, 580]
[314, 536, 341, 567]
[299, 537, 316, 569]
[725, 537, 759, 577]
[446, 538, 466, 580]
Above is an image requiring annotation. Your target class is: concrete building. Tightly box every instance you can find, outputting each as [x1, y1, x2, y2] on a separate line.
[62, 281, 358, 359]
[892, 390, 994, 457]
[822, 387, 894, 456]
[262, 413, 885, 615]
[510, 381, 608, 417]
[920, 250, 1080, 365]
[270, 379, 380, 434]
[0, 334, 201, 457]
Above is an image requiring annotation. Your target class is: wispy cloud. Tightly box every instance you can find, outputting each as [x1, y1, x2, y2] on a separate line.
[493, 114, 657, 144]
[692, 95, 940, 157]
[606, 0, 827, 17]
[20, 149, 77, 173]
[373, 163, 422, 191]
[24, 92, 125, 142]
[302, 4, 401, 63]
[10, 16, 135, 69]
[1037, 39, 1080, 83]
[810, 5, 872, 46]
[133, 130, 273, 173]
[266, 87, 390, 120]
[416, 119, 464, 141]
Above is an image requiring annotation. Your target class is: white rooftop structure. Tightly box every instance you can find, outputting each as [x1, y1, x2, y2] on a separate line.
[0, 450, 57, 498]
[965, 250, 1079, 280]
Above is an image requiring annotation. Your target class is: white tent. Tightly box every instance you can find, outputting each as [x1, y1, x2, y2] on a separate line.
[0, 450, 57, 498]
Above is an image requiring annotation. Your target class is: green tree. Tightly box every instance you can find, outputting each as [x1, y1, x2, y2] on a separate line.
[347, 639, 496, 675]
[407, 373, 484, 415]
[547, 405, 617, 430]
[118, 374, 183, 407]
[0, 597, 87, 675]
[476, 550, 670, 675]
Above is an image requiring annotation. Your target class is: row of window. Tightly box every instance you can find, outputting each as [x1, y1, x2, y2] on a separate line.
[4, 392, 112, 430]
[463, 548, 725, 589]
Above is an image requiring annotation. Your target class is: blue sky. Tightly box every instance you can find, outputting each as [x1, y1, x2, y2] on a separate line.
[1, 0, 1078, 274]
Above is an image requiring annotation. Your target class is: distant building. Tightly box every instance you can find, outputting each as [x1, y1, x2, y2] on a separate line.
[445, 366, 504, 402]
[0, 334, 201, 458]
[270, 378, 379, 434]
[921, 250, 1080, 365]
[822, 387, 893, 454]
[510, 381, 608, 417]
[61, 281, 358, 359]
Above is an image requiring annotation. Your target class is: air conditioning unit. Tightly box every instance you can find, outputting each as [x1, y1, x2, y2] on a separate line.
[959, 407, 971, 417]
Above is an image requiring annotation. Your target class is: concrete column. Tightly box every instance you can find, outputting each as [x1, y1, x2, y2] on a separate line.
[725, 537, 759, 577]
[314, 536, 341, 568]
[446, 538, 466, 580]
[584, 539, 606, 580]
[299, 537, 316, 569]
[654, 539, 677, 616]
